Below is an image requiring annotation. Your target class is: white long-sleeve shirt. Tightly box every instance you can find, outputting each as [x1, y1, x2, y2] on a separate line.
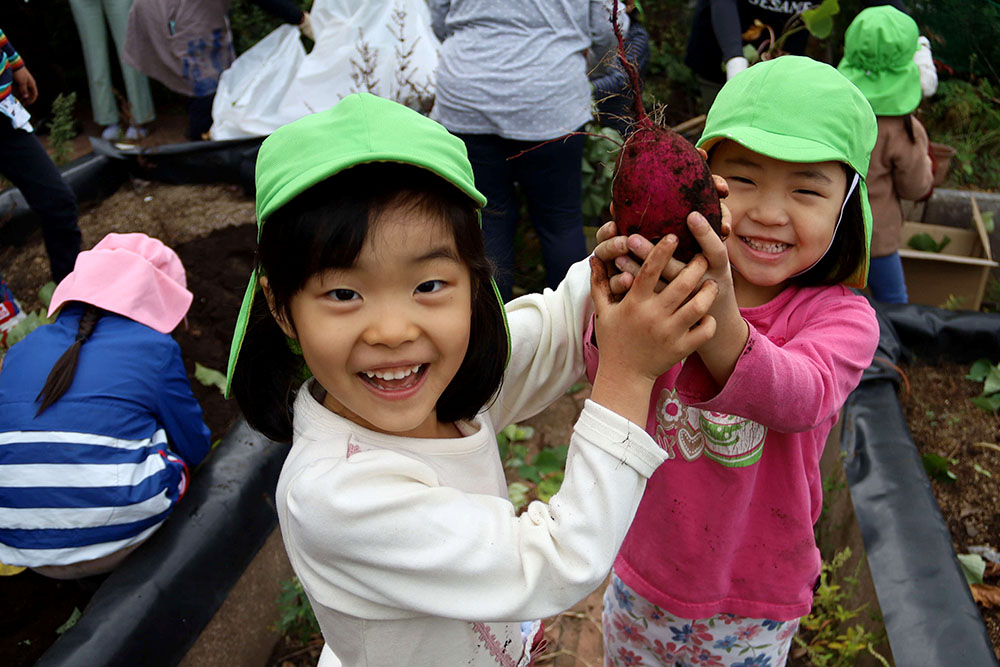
[275, 259, 666, 666]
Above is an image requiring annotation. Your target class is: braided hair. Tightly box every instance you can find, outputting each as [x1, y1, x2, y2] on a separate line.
[34, 305, 103, 416]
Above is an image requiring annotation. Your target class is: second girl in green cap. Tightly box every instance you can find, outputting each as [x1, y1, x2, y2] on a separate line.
[592, 56, 882, 665]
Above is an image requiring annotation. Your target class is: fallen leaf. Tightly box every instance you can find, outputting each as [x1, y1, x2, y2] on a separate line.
[742, 19, 766, 41]
[986, 562, 1000, 579]
[970, 583, 1000, 608]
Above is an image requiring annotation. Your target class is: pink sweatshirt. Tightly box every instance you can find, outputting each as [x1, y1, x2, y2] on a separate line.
[584, 284, 879, 620]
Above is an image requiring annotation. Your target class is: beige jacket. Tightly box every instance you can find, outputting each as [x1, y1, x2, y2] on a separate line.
[867, 115, 934, 258]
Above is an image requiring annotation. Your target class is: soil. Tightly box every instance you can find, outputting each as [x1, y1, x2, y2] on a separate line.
[899, 359, 1000, 658]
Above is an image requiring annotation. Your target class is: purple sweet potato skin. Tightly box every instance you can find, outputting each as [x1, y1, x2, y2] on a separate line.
[612, 125, 722, 262]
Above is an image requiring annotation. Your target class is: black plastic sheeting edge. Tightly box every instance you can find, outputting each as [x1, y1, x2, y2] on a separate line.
[89, 136, 264, 194]
[840, 300, 999, 666]
[879, 301, 1000, 365]
[35, 418, 290, 667]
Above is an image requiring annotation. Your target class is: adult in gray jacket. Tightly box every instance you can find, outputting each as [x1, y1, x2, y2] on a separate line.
[428, 0, 625, 300]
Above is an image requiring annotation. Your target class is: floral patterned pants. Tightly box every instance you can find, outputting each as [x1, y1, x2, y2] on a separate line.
[602, 570, 800, 667]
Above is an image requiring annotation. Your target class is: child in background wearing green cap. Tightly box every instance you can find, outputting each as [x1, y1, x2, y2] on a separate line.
[226, 93, 721, 667]
[838, 4, 934, 304]
[589, 56, 881, 665]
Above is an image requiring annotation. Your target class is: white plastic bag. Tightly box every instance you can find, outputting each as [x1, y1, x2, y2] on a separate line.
[211, 0, 440, 139]
[210, 25, 306, 139]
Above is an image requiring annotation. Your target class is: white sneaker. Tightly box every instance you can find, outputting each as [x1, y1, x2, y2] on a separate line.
[124, 125, 149, 141]
[101, 123, 121, 140]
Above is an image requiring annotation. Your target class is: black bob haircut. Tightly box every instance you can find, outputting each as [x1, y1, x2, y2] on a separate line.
[232, 162, 508, 443]
[790, 165, 867, 288]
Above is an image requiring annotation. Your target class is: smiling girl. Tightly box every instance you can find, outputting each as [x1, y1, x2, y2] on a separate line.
[226, 93, 720, 667]
[590, 57, 882, 665]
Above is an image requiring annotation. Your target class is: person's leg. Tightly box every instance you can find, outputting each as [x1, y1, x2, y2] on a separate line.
[511, 131, 588, 291]
[104, 0, 155, 126]
[69, 0, 119, 128]
[186, 94, 215, 140]
[602, 570, 800, 666]
[0, 122, 81, 282]
[457, 132, 520, 301]
[868, 252, 909, 304]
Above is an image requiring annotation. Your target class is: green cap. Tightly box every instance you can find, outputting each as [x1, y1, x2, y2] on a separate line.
[837, 6, 921, 116]
[225, 93, 506, 397]
[697, 56, 877, 289]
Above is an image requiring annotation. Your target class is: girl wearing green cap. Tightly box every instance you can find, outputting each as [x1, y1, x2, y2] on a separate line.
[589, 56, 881, 665]
[226, 93, 721, 666]
[838, 4, 934, 304]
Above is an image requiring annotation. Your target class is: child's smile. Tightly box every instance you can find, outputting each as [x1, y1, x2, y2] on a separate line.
[709, 141, 847, 306]
[278, 205, 473, 439]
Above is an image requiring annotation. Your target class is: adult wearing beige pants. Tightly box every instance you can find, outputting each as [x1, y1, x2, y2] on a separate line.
[69, 0, 155, 140]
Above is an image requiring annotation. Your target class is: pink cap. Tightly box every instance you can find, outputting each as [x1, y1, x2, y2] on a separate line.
[47, 233, 193, 334]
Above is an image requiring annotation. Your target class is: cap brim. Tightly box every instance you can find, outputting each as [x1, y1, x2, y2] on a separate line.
[225, 268, 259, 398]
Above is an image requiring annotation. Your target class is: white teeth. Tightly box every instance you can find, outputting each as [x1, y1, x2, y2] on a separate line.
[742, 236, 789, 254]
[365, 365, 421, 380]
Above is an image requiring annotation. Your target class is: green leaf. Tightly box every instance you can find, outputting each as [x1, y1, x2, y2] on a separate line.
[973, 462, 993, 478]
[507, 481, 530, 511]
[958, 553, 986, 585]
[55, 607, 81, 635]
[194, 362, 227, 395]
[518, 464, 541, 483]
[907, 232, 951, 253]
[534, 445, 569, 475]
[921, 452, 957, 482]
[38, 282, 56, 308]
[967, 358, 994, 382]
[801, 0, 840, 39]
[972, 394, 1000, 412]
[981, 210, 995, 234]
[983, 365, 1000, 395]
[537, 473, 565, 502]
[4, 309, 53, 349]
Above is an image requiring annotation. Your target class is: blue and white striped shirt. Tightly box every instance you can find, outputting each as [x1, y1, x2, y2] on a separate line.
[0, 305, 210, 567]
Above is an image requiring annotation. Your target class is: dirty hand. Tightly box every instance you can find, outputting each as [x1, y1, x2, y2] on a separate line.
[13, 67, 38, 105]
[590, 235, 718, 384]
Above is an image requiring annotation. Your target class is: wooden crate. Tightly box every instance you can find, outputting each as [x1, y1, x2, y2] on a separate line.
[897, 195, 998, 310]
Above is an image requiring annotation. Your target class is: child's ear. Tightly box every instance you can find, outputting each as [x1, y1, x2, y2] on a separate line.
[259, 276, 296, 339]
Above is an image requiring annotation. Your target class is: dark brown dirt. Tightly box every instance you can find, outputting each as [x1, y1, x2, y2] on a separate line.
[899, 359, 1000, 659]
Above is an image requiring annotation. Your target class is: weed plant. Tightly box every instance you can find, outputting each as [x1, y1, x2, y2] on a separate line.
[47, 92, 77, 166]
[793, 548, 890, 667]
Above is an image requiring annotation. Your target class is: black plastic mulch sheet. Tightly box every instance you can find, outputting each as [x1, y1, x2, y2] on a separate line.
[841, 299, 999, 666]
[89, 136, 263, 195]
[35, 419, 289, 667]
